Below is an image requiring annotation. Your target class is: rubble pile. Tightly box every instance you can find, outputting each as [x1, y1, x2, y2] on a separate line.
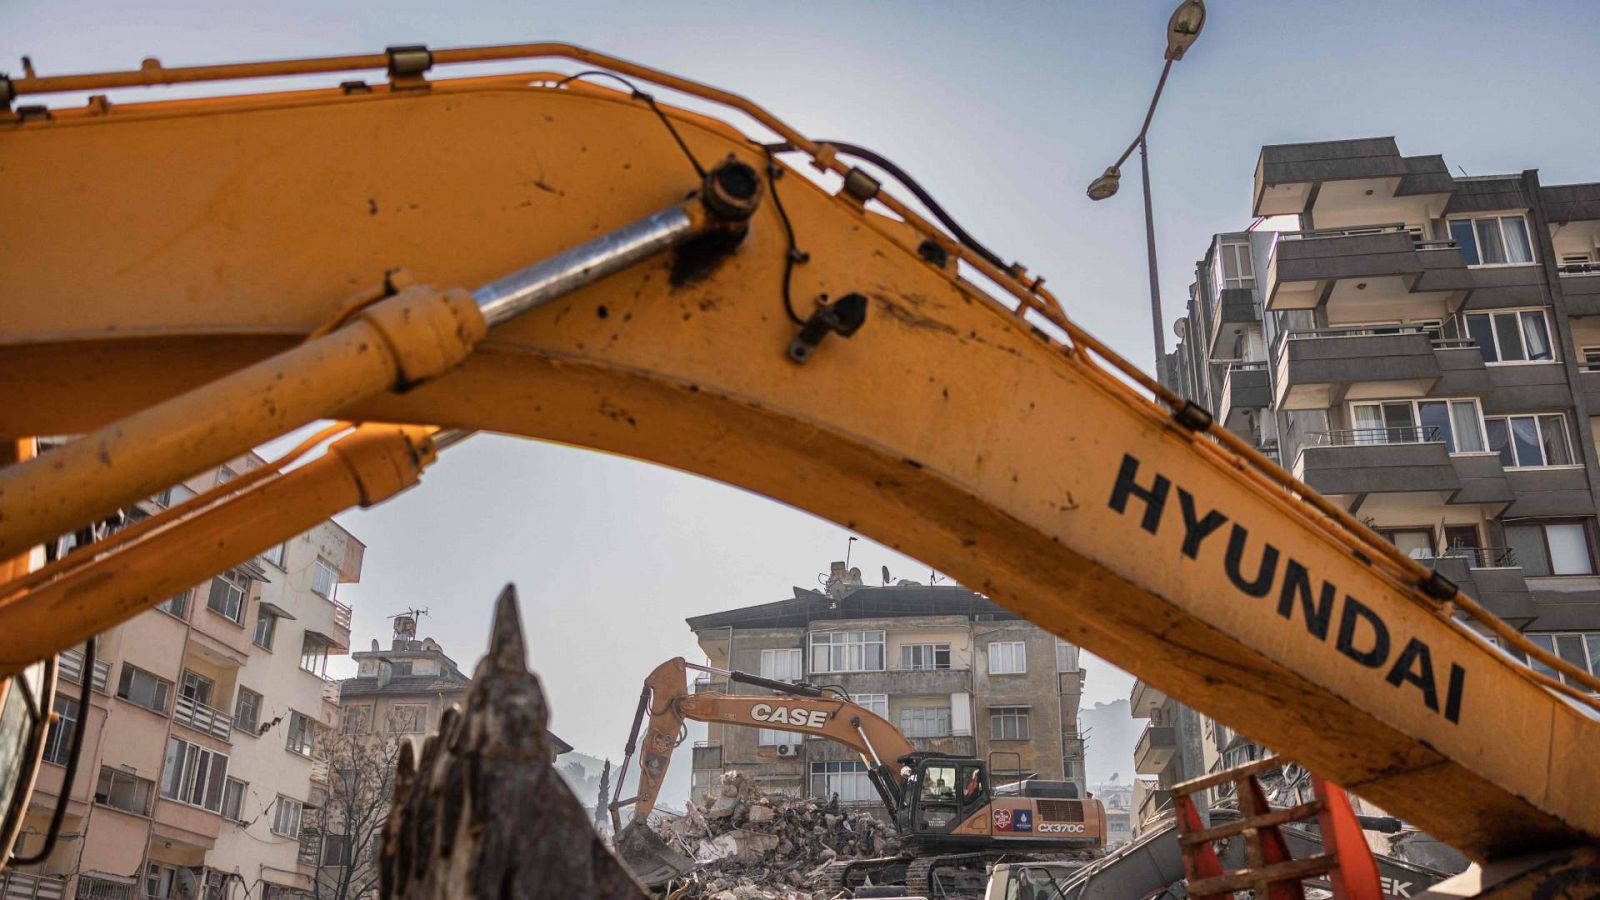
[650, 771, 901, 899]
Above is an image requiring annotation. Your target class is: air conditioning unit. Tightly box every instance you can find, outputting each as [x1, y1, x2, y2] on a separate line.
[776, 744, 798, 758]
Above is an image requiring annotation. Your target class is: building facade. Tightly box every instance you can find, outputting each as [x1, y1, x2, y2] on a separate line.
[685, 576, 1087, 813]
[6, 451, 360, 900]
[1147, 136, 1600, 850]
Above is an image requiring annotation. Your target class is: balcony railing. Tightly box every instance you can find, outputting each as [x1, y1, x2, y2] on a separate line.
[330, 598, 353, 632]
[0, 871, 67, 900]
[1277, 222, 1411, 241]
[174, 694, 233, 741]
[1309, 426, 1441, 447]
[1558, 260, 1600, 276]
[1425, 546, 1519, 569]
[59, 648, 111, 693]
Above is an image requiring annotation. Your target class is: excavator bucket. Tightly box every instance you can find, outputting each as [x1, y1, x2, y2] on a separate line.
[615, 820, 696, 887]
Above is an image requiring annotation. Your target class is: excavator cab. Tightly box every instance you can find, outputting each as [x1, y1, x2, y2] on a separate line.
[897, 754, 993, 839]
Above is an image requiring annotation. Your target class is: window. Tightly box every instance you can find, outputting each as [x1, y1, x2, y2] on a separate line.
[59, 648, 110, 694]
[1379, 528, 1435, 558]
[207, 570, 249, 624]
[1056, 639, 1080, 673]
[43, 695, 79, 766]
[217, 466, 236, 485]
[252, 609, 277, 650]
[988, 641, 1027, 675]
[157, 590, 190, 620]
[311, 558, 340, 599]
[1465, 310, 1555, 364]
[851, 694, 888, 718]
[1449, 215, 1534, 266]
[759, 648, 804, 682]
[260, 542, 287, 569]
[900, 706, 953, 738]
[179, 670, 214, 707]
[117, 664, 172, 715]
[285, 711, 316, 756]
[389, 704, 427, 733]
[272, 796, 304, 837]
[95, 766, 154, 815]
[1218, 241, 1254, 289]
[1582, 347, 1600, 373]
[301, 634, 331, 677]
[808, 631, 886, 673]
[154, 484, 196, 508]
[989, 706, 1031, 741]
[1506, 521, 1595, 576]
[145, 863, 178, 900]
[900, 643, 951, 670]
[1485, 415, 1575, 468]
[234, 687, 262, 734]
[390, 660, 414, 677]
[322, 833, 353, 867]
[161, 736, 231, 813]
[341, 704, 373, 734]
[810, 761, 873, 802]
[221, 777, 247, 822]
[1350, 399, 1485, 452]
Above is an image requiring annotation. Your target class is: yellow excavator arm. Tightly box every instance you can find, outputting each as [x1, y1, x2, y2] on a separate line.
[1, 43, 1598, 875]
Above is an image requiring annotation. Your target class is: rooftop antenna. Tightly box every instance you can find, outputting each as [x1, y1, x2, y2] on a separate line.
[387, 607, 430, 640]
[844, 535, 858, 569]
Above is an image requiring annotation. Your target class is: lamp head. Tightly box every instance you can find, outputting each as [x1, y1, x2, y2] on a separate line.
[1166, 0, 1206, 60]
[1086, 167, 1121, 201]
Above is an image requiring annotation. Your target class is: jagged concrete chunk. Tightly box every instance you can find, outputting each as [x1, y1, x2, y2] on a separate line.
[380, 584, 648, 900]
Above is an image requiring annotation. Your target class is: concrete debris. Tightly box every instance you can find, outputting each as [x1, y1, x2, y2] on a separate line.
[648, 771, 900, 899]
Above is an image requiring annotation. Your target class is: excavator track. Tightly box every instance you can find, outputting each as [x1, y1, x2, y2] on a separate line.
[905, 851, 1096, 898]
[814, 856, 908, 894]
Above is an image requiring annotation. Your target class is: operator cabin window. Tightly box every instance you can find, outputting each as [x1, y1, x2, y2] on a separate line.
[989, 706, 1031, 741]
[1449, 214, 1535, 267]
[1465, 309, 1555, 365]
[117, 664, 173, 715]
[1484, 414, 1575, 468]
[96, 767, 154, 815]
[810, 761, 873, 803]
[756, 649, 804, 747]
[161, 736, 231, 813]
[900, 706, 953, 738]
[311, 557, 340, 599]
[1505, 521, 1596, 577]
[987, 641, 1027, 675]
[1349, 399, 1485, 452]
[808, 631, 885, 673]
[900, 643, 951, 670]
[1217, 241, 1254, 289]
[207, 569, 250, 624]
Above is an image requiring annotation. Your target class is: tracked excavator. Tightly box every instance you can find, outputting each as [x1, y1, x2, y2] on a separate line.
[608, 657, 1105, 893]
[1, 40, 1599, 897]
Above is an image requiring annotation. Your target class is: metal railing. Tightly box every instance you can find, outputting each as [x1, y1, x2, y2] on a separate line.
[73, 877, 132, 900]
[1277, 222, 1409, 241]
[174, 693, 233, 741]
[330, 598, 353, 632]
[1, 872, 67, 900]
[1309, 426, 1441, 447]
[1430, 546, 1519, 569]
[1414, 239, 1461, 252]
[1558, 260, 1600, 276]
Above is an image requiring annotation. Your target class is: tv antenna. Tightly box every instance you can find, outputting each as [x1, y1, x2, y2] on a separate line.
[844, 535, 858, 568]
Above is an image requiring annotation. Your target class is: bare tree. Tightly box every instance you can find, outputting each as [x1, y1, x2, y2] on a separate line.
[313, 725, 407, 900]
[594, 760, 612, 833]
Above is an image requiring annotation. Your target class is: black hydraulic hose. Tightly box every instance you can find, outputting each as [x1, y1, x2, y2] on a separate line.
[10, 637, 92, 866]
[764, 139, 1010, 273]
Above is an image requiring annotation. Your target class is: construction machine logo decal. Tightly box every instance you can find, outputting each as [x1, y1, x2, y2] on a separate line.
[750, 703, 830, 729]
[1109, 454, 1466, 724]
[993, 808, 1032, 832]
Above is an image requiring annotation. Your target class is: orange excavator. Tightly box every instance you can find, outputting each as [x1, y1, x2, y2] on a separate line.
[609, 657, 1105, 894]
[1, 39, 1598, 897]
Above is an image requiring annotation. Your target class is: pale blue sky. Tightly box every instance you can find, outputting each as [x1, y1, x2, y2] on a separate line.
[9, 0, 1599, 789]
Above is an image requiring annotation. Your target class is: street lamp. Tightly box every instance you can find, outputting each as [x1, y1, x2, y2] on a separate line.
[1086, 0, 1206, 377]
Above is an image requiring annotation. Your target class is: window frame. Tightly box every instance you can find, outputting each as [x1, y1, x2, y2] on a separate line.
[43, 695, 80, 767]
[341, 704, 373, 735]
[1484, 413, 1577, 469]
[271, 795, 305, 838]
[758, 648, 804, 682]
[899, 643, 952, 671]
[1505, 520, 1596, 577]
[1216, 241, 1255, 291]
[311, 557, 340, 599]
[1448, 213, 1537, 267]
[221, 777, 248, 822]
[116, 664, 173, 715]
[807, 630, 887, 674]
[285, 710, 316, 757]
[1464, 308, 1557, 365]
[809, 760, 873, 803]
[234, 687, 262, 735]
[252, 610, 278, 650]
[156, 589, 191, 621]
[161, 736, 231, 814]
[989, 706, 1032, 741]
[206, 569, 250, 624]
[300, 633, 331, 677]
[1347, 397, 1487, 453]
[899, 705, 953, 738]
[987, 641, 1028, 675]
[389, 704, 428, 734]
[260, 541, 287, 569]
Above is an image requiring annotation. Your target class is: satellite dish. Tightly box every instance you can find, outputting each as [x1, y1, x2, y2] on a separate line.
[881, 566, 892, 586]
[174, 868, 201, 900]
[1173, 318, 1187, 338]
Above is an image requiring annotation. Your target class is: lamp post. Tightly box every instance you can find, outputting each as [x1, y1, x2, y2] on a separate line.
[1086, 0, 1206, 379]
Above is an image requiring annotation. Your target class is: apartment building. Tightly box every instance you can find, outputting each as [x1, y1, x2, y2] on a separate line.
[1147, 136, 1600, 847]
[5, 452, 360, 900]
[685, 574, 1087, 813]
[338, 616, 470, 741]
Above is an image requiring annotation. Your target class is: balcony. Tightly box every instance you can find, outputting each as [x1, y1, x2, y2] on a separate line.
[1294, 430, 1511, 508]
[1208, 288, 1260, 356]
[1253, 139, 1452, 222]
[691, 743, 724, 770]
[1217, 362, 1270, 433]
[1134, 724, 1176, 776]
[1559, 261, 1600, 316]
[1425, 552, 1534, 627]
[1272, 327, 1443, 411]
[1129, 680, 1166, 719]
[0, 872, 67, 900]
[1265, 226, 1468, 321]
[174, 694, 233, 741]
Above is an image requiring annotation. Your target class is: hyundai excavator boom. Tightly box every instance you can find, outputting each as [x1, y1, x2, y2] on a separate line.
[0, 42, 1597, 894]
